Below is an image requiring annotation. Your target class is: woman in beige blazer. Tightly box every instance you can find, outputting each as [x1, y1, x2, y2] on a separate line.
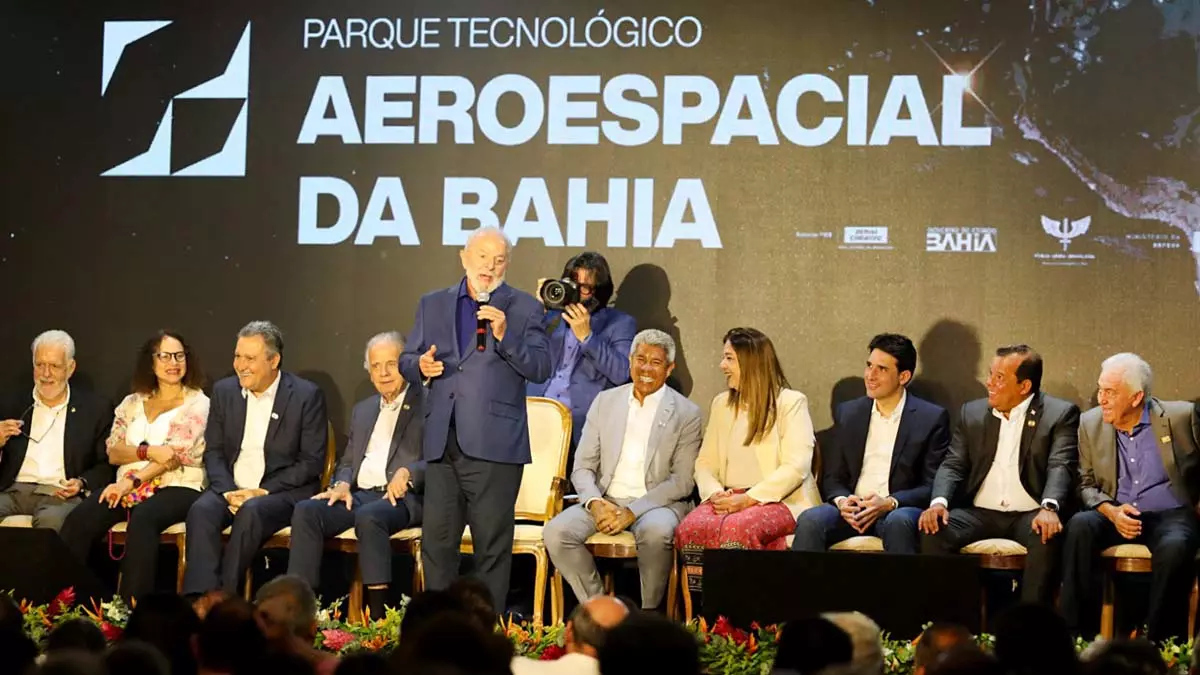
[675, 328, 820, 587]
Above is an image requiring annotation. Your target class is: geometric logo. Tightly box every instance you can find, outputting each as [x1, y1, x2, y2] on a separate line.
[100, 21, 250, 177]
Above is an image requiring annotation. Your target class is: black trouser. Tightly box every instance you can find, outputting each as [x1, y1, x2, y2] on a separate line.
[1061, 507, 1200, 641]
[921, 506, 1061, 605]
[421, 422, 523, 612]
[59, 486, 201, 601]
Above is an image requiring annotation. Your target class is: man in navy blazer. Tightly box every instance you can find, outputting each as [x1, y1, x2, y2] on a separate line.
[792, 334, 950, 554]
[527, 252, 637, 457]
[400, 227, 552, 612]
[288, 331, 425, 620]
[183, 321, 328, 596]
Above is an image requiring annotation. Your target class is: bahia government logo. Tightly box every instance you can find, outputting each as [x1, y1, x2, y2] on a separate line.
[100, 20, 251, 177]
[925, 226, 997, 253]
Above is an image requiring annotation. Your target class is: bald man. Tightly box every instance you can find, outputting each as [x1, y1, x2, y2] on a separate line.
[511, 596, 629, 675]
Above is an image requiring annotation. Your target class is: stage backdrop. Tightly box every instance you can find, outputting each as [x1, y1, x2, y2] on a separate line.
[2, 0, 1198, 443]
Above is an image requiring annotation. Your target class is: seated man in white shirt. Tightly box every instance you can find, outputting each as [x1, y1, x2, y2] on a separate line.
[918, 344, 1079, 605]
[287, 332, 425, 621]
[511, 595, 628, 675]
[183, 321, 328, 596]
[543, 329, 702, 612]
[0, 330, 113, 531]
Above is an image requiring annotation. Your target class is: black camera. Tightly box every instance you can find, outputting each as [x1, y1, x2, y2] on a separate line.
[538, 278, 581, 311]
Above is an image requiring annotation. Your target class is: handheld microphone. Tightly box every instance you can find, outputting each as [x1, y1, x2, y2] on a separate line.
[475, 290, 491, 351]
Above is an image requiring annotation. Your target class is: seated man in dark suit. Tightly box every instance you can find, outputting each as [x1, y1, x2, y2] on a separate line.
[287, 331, 426, 621]
[0, 330, 113, 531]
[1062, 353, 1200, 641]
[183, 321, 328, 596]
[792, 333, 950, 554]
[919, 344, 1079, 605]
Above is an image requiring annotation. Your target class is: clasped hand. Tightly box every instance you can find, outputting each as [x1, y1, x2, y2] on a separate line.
[589, 500, 635, 535]
[224, 488, 268, 511]
[710, 490, 757, 515]
[838, 494, 894, 533]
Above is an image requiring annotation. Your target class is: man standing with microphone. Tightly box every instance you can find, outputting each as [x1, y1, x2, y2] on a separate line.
[401, 227, 552, 613]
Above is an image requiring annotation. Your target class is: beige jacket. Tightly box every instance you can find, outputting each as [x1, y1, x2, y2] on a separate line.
[694, 388, 820, 518]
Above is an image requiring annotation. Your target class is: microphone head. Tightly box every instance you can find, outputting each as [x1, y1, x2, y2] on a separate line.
[476, 290, 491, 304]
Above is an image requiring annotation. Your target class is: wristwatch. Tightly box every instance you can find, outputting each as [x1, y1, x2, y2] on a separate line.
[1041, 501, 1059, 513]
[130, 476, 143, 489]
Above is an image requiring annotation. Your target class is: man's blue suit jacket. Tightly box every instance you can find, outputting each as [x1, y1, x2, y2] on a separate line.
[400, 281, 552, 465]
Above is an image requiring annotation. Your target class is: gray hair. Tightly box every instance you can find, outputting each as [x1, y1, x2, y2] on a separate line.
[821, 611, 884, 675]
[630, 329, 676, 363]
[237, 320, 284, 358]
[1100, 352, 1153, 399]
[31, 330, 76, 362]
[464, 226, 513, 256]
[254, 574, 317, 637]
[363, 331, 405, 370]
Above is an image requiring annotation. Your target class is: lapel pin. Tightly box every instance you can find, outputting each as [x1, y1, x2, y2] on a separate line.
[403, 404, 410, 410]
[1160, 435, 1171, 444]
[1026, 420, 1036, 427]
[70, 407, 75, 413]
[271, 412, 279, 420]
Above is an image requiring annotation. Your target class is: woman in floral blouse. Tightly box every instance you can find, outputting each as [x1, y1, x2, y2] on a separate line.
[59, 330, 210, 600]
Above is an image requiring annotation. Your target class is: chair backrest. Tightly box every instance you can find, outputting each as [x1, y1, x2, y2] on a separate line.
[515, 397, 571, 522]
[320, 420, 337, 489]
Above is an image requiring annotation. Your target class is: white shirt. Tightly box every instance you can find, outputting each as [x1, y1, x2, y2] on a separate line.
[357, 388, 407, 490]
[233, 372, 281, 490]
[511, 653, 599, 675]
[853, 391, 906, 498]
[16, 387, 71, 485]
[604, 386, 667, 501]
[933, 394, 1046, 512]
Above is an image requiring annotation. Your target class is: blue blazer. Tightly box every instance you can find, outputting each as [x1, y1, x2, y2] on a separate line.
[526, 307, 637, 446]
[820, 392, 950, 508]
[400, 281, 552, 465]
[333, 388, 427, 525]
[203, 371, 328, 495]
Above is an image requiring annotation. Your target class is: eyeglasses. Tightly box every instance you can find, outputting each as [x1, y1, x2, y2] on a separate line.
[155, 351, 187, 363]
[16, 402, 65, 444]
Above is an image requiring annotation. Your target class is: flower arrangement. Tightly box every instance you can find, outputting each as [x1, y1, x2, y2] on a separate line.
[6, 589, 1194, 674]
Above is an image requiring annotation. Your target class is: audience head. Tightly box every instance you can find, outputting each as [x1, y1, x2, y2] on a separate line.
[598, 611, 700, 675]
[124, 591, 200, 675]
[234, 320, 283, 394]
[45, 618, 107, 655]
[914, 623, 974, 675]
[132, 330, 205, 395]
[399, 590, 472, 645]
[629, 329, 676, 400]
[1097, 353, 1153, 429]
[773, 615, 853, 675]
[447, 577, 498, 630]
[333, 652, 390, 675]
[32, 329, 76, 403]
[105, 640, 171, 675]
[560, 251, 615, 310]
[993, 602, 1079, 675]
[363, 332, 406, 402]
[195, 597, 267, 673]
[722, 327, 790, 445]
[254, 574, 319, 643]
[0, 593, 24, 635]
[865, 334, 916, 401]
[460, 226, 511, 295]
[235, 649, 316, 675]
[1081, 638, 1168, 675]
[0, 626, 39, 675]
[821, 611, 884, 675]
[926, 645, 1003, 675]
[565, 595, 630, 657]
[988, 344, 1043, 412]
[35, 650, 105, 675]
[393, 612, 512, 675]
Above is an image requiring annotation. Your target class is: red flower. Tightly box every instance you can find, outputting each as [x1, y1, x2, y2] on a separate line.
[100, 622, 123, 642]
[321, 629, 355, 652]
[47, 588, 76, 619]
[539, 645, 566, 661]
[712, 616, 734, 638]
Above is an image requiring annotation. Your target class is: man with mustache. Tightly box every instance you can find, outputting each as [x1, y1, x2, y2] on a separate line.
[400, 227, 552, 614]
[0, 330, 112, 531]
[183, 320, 328, 596]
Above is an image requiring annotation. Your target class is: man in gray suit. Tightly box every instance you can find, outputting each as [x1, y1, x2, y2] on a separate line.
[919, 344, 1079, 605]
[287, 332, 425, 620]
[1062, 353, 1200, 641]
[543, 329, 702, 612]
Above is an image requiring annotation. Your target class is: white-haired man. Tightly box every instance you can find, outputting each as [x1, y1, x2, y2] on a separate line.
[1061, 353, 1200, 641]
[543, 329, 702, 612]
[0, 330, 112, 531]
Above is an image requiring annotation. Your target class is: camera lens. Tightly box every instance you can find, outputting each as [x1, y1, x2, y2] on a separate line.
[545, 282, 565, 303]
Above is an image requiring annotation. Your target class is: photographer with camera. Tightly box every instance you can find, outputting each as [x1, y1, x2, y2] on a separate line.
[530, 252, 637, 462]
